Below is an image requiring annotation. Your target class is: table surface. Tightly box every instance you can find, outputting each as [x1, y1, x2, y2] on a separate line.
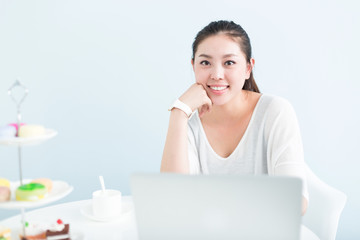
[0, 196, 138, 240]
[0, 196, 320, 240]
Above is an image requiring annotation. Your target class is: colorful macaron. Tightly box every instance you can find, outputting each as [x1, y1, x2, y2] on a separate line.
[16, 183, 48, 201]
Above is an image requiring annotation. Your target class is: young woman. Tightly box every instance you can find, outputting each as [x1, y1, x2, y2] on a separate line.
[161, 20, 308, 215]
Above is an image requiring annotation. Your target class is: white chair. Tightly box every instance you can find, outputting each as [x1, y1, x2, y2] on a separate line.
[302, 164, 347, 240]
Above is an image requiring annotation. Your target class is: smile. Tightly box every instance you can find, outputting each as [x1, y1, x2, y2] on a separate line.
[210, 86, 228, 90]
[208, 85, 229, 90]
[207, 85, 229, 95]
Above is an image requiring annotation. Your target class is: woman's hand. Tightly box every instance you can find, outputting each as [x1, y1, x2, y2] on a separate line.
[179, 83, 212, 117]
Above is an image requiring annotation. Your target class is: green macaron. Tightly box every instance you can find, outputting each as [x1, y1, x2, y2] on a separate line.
[16, 183, 48, 201]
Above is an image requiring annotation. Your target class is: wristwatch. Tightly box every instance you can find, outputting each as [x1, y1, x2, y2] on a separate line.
[168, 99, 193, 118]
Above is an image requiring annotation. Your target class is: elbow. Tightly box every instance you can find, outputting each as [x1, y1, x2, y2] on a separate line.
[301, 197, 308, 216]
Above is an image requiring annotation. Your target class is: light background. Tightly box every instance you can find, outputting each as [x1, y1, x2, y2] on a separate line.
[0, 0, 359, 238]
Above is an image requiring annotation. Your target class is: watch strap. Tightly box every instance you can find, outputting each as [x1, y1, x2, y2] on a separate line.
[168, 99, 193, 118]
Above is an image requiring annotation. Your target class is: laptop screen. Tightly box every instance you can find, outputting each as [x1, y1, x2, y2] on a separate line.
[131, 173, 302, 240]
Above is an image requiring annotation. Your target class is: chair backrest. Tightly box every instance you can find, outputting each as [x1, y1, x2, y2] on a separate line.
[302, 165, 347, 240]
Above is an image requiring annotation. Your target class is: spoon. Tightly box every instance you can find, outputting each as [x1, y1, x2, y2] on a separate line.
[99, 175, 106, 194]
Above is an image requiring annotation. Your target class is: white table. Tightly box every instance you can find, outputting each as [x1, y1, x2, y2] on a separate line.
[0, 196, 319, 240]
[0, 196, 138, 240]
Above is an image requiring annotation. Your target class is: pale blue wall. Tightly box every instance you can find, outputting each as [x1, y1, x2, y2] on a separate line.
[1, 0, 359, 238]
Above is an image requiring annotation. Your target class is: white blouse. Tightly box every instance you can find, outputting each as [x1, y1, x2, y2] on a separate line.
[187, 94, 309, 200]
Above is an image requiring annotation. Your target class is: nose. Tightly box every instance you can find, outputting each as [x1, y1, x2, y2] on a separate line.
[210, 65, 224, 80]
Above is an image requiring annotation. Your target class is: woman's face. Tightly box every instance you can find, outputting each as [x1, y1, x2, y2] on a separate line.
[192, 34, 253, 106]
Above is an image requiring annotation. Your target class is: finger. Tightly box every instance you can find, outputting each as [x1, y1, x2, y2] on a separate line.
[205, 98, 212, 113]
[199, 105, 205, 118]
[196, 83, 207, 92]
[199, 105, 207, 118]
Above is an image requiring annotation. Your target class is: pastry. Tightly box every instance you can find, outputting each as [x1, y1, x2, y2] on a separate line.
[19, 220, 70, 240]
[19, 222, 46, 240]
[16, 183, 48, 201]
[8, 123, 25, 132]
[0, 187, 10, 202]
[46, 219, 70, 240]
[0, 125, 16, 138]
[0, 226, 11, 240]
[31, 178, 53, 192]
[18, 125, 45, 138]
[0, 178, 11, 202]
[0, 178, 10, 188]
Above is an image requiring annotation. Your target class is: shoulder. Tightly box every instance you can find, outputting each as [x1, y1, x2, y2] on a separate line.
[258, 94, 297, 118]
[260, 94, 294, 111]
[257, 94, 300, 131]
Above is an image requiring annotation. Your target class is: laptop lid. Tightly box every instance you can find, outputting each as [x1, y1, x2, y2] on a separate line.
[131, 173, 302, 240]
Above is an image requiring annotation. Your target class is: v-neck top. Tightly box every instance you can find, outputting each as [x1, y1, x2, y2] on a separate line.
[187, 94, 308, 199]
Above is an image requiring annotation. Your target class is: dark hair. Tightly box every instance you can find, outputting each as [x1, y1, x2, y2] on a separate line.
[192, 20, 260, 93]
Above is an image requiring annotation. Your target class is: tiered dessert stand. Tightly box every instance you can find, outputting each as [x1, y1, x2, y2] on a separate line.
[0, 81, 73, 238]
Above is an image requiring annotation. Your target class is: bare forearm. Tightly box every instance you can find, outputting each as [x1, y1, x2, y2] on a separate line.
[161, 109, 189, 173]
[161, 83, 212, 173]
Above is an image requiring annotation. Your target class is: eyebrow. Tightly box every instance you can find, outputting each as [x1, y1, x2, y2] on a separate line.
[197, 53, 239, 58]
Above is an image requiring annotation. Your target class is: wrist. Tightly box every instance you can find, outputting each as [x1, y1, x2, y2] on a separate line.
[168, 99, 194, 118]
[170, 108, 190, 119]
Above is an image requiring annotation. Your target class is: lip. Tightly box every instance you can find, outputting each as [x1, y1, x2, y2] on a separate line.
[207, 85, 229, 95]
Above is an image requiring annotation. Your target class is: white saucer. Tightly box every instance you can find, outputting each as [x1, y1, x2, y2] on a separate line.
[80, 201, 133, 222]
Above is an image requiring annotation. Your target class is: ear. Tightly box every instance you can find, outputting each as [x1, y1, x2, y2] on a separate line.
[191, 58, 195, 70]
[246, 58, 255, 78]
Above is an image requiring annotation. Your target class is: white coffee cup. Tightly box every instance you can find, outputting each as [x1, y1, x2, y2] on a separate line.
[92, 189, 122, 219]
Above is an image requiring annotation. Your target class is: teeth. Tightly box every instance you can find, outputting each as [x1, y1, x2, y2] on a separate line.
[210, 86, 227, 91]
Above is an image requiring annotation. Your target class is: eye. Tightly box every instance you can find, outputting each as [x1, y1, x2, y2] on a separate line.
[200, 60, 210, 66]
[225, 61, 235, 66]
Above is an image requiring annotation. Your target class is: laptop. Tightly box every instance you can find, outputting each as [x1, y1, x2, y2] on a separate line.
[131, 173, 302, 240]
